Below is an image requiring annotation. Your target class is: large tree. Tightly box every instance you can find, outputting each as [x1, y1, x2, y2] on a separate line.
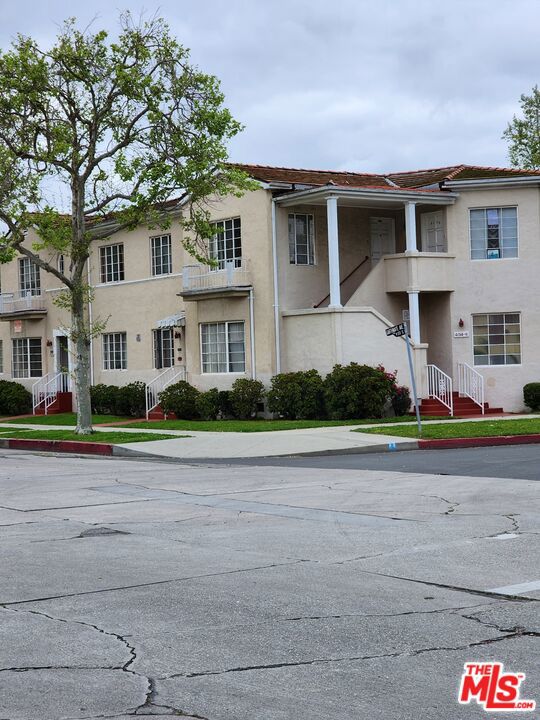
[503, 85, 540, 169]
[0, 15, 251, 434]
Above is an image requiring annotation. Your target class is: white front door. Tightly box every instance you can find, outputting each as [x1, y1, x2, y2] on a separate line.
[370, 217, 396, 264]
[421, 210, 446, 252]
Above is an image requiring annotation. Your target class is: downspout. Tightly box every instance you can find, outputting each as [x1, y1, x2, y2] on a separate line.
[87, 261, 94, 386]
[271, 198, 281, 374]
[249, 287, 256, 379]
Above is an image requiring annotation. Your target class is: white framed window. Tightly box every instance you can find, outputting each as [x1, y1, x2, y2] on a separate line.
[102, 332, 127, 370]
[19, 258, 41, 296]
[12, 337, 42, 378]
[209, 218, 242, 269]
[469, 207, 518, 260]
[151, 234, 172, 276]
[200, 321, 245, 373]
[153, 327, 174, 369]
[289, 213, 315, 265]
[472, 313, 521, 366]
[100, 243, 124, 283]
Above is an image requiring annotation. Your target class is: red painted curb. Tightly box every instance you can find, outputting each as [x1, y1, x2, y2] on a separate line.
[419, 434, 540, 450]
[7, 438, 113, 455]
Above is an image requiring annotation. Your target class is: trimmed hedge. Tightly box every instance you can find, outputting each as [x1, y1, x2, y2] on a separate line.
[0, 379, 32, 416]
[324, 363, 395, 419]
[90, 382, 145, 417]
[268, 370, 325, 420]
[196, 388, 220, 420]
[230, 378, 265, 419]
[159, 380, 201, 419]
[523, 383, 540, 411]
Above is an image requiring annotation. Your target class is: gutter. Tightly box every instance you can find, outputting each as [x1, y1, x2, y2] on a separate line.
[444, 176, 540, 189]
[274, 185, 457, 207]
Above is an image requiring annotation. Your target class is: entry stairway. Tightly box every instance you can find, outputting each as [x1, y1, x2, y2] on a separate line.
[32, 372, 72, 415]
[145, 366, 186, 420]
[418, 363, 503, 417]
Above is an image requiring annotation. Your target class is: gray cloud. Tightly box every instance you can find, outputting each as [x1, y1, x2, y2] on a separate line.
[1, 0, 539, 172]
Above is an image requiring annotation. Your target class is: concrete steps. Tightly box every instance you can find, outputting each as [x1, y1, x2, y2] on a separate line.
[418, 392, 503, 418]
[34, 392, 73, 415]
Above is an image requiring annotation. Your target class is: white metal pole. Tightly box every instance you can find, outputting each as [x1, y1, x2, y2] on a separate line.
[249, 288, 256, 379]
[271, 199, 281, 374]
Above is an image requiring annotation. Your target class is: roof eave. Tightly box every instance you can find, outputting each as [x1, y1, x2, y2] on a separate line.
[274, 185, 457, 207]
[444, 176, 540, 189]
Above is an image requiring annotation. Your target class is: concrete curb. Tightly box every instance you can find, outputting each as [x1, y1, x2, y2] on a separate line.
[0, 437, 113, 456]
[418, 434, 540, 450]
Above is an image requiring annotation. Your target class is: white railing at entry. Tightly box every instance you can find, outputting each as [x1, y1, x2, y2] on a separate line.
[457, 362, 484, 414]
[32, 372, 71, 414]
[145, 366, 186, 419]
[427, 364, 453, 416]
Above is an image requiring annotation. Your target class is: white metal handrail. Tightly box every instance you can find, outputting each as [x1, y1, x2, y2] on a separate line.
[0, 291, 45, 315]
[457, 362, 484, 414]
[145, 366, 186, 419]
[182, 260, 251, 292]
[32, 372, 71, 415]
[427, 364, 454, 416]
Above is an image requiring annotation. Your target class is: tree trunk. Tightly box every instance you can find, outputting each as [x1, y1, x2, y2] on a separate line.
[72, 287, 93, 435]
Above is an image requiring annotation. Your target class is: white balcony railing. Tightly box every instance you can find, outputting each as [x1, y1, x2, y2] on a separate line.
[457, 362, 485, 414]
[0, 291, 46, 315]
[182, 260, 251, 293]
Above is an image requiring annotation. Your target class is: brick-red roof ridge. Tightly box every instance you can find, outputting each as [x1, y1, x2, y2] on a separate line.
[231, 162, 385, 178]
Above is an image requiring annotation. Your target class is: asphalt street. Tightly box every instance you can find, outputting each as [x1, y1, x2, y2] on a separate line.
[0, 447, 538, 719]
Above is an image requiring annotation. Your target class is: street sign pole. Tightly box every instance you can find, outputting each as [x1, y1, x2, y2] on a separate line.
[404, 329, 422, 436]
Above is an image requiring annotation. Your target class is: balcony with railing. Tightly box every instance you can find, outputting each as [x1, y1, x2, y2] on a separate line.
[0, 291, 47, 320]
[180, 260, 252, 300]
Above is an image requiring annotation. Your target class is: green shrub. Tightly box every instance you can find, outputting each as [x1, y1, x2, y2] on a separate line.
[267, 370, 325, 419]
[90, 384, 119, 415]
[196, 388, 220, 420]
[229, 378, 265, 419]
[0, 379, 32, 416]
[324, 363, 394, 419]
[115, 381, 146, 418]
[391, 385, 412, 416]
[523, 383, 540, 411]
[217, 390, 233, 419]
[159, 380, 200, 419]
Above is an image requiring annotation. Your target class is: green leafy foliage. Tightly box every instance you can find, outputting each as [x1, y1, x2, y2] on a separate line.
[324, 363, 395, 419]
[0, 380, 32, 416]
[159, 380, 201, 419]
[503, 86, 540, 168]
[391, 385, 412, 416]
[90, 384, 120, 415]
[115, 382, 146, 418]
[267, 370, 325, 420]
[229, 378, 265, 419]
[196, 388, 221, 420]
[523, 383, 540, 411]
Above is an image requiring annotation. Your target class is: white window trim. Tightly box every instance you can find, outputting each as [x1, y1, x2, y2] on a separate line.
[471, 312, 522, 367]
[11, 337, 43, 378]
[288, 213, 316, 266]
[102, 332, 128, 371]
[199, 320, 246, 374]
[152, 327, 175, 369]
[209, 217, 242, 271]
[99, 243, 125, 284]
[150, 234, 173, 277]
[468, 205, 519, 261]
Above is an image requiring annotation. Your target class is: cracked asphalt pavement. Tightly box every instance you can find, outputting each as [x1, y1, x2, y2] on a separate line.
[0, 449, 538, 719]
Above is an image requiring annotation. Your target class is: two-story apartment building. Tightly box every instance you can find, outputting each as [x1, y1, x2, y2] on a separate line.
[0, 162, 538, 415]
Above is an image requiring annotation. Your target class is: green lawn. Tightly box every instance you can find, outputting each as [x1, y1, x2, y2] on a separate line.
[116, 416, 444, 432]
[0, 429, 182, 444]
[0, 413, 131, 426]
[358, 418, 540, 440]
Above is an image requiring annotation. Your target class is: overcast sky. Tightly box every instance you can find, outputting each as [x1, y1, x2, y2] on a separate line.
[1, 0, 538, 173]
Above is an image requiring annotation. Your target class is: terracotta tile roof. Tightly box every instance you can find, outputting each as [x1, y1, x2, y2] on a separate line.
[388, 164, 540, 188]
[231, 163, 394, 188]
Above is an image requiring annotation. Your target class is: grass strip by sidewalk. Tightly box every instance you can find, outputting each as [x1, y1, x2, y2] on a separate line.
[357, 418, 540, 440]
[0, 413, 131, 426]
[0, 429, 184, 444]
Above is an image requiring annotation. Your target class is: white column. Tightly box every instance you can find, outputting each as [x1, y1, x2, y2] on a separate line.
[326, 196, 341, 308]
[408, 290, 420, 344]
[405, 201, 418, 253]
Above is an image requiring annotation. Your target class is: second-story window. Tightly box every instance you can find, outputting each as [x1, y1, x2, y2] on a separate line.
[289, 213, 315, 265]
[151, 234, 172, 276]
[209, 218, 242, 269]
[19, 258, 41, 296]
[470, 207, 518, 260]
[100, 243, 124, 283]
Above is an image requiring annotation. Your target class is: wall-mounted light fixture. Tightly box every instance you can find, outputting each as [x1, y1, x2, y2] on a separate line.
[174, 331, 182, 339]
[458, 318, 464, 328]
[46, 339, 53, 347]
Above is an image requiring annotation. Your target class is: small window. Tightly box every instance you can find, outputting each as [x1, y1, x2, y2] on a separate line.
[200, 321, 245, 373]
[472, 313, 521, 366]
[12, 337, 42, 378]
[102, 332, 127, 370]
[153, 328, 174, 369]
[151, 235, 172, 276]
[469, 207, 518, 260]
[289, 214, 315, 265]
[100, 244, 124, 283]
[209, 218, 242, 269]
[19, 258, 41, 296]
